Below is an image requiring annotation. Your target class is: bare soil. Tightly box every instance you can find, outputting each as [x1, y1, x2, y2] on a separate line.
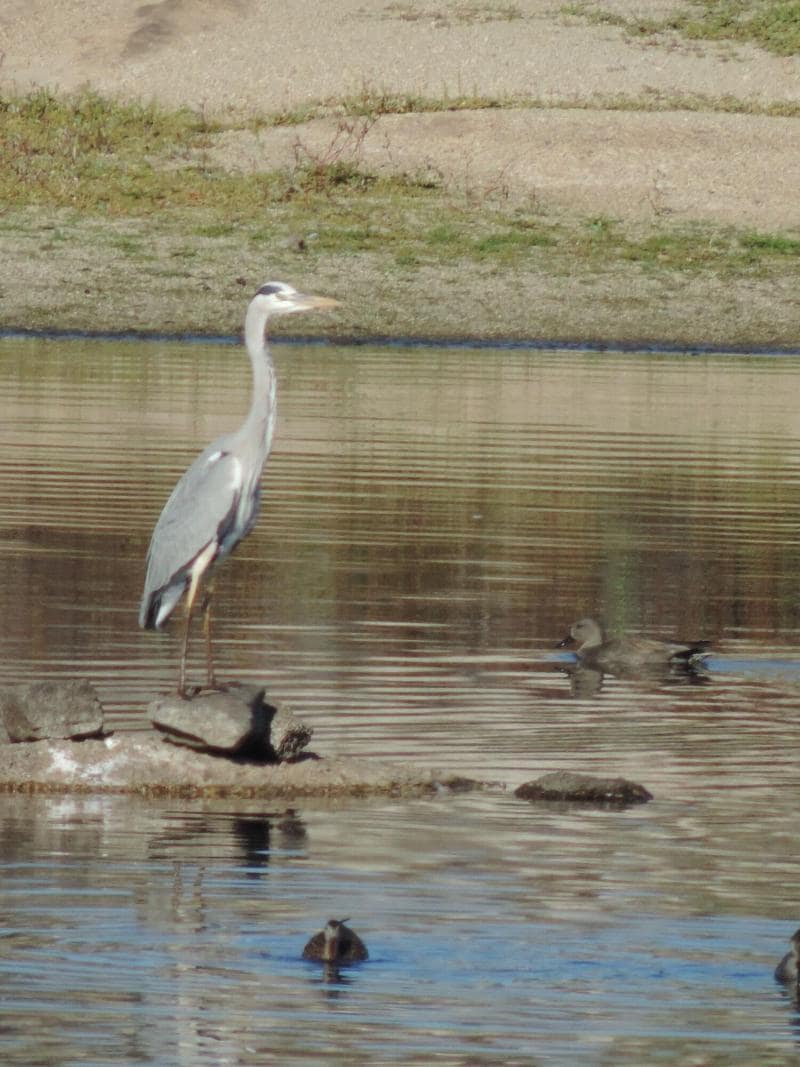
[1, 0, 798, 344]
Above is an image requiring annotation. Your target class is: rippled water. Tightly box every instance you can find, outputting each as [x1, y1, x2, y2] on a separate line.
[2, 336, 800, 1063]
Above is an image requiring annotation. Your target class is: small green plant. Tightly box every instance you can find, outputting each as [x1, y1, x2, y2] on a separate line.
[473, 229, 555, 257]
[384, 2, 523, 25]
[739, 231, 800, 255]
[194, 222, 236, 238]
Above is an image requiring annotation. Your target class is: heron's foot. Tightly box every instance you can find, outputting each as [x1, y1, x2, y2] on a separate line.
[176, 684, 202, 701]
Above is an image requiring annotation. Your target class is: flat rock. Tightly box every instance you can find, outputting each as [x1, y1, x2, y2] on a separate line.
[0, 680, 107, 742]
[0, 733, 486, 799]
[150, 687, 313, 761]
[515, 771, 652, 808]
[150, 687, 271, 757]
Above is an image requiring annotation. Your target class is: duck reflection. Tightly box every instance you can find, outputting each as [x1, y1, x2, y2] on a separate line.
[558, 661, 606, 697]
[148, 808, 307, 871]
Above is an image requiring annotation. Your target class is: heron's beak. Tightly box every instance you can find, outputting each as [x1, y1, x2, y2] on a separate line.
[302, 294, 340, 311]
[556, 632, 575, 649]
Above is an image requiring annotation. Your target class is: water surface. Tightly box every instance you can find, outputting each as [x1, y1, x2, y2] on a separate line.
[2, 337, 800, 1063]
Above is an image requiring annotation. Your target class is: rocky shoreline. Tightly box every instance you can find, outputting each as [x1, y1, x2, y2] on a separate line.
[0, 680, 650, 805]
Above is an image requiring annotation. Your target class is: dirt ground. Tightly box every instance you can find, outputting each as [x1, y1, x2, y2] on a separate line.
[0, 0, 799, 344]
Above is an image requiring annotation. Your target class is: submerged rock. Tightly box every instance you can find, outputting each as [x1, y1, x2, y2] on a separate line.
[0, 680, 107, 743]
[514, 771, 652, 807]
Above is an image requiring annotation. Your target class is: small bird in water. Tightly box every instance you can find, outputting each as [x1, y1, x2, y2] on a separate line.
[558, 617, 711, 675]
[775, 928, 800, 985]
[302, 918, 369, 964]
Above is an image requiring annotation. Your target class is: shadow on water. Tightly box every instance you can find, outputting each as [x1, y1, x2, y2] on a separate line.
[3, 336, 800, 1061]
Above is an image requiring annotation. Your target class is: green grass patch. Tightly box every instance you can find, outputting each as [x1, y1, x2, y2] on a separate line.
[0, 86, 210, 157]
[194, 222, 237, 238]
[563, 1, 800, 56]
[383, 2, 524, 25]
[739, 231, 800, 255]
[109, 235, 146, 256]
[683, 1, 800, 54]
[269, 85, 800, 121]
[473, 229, 556, 257]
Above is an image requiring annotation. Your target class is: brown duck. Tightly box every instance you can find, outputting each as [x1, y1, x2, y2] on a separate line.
[302, 918, 369, 964]
[559, 617, 710, 674]
[775, 928, 800, 985]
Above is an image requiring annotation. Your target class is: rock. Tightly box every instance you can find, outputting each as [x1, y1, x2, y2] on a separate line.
[150, 687, 270, 757]
[268, 704, 313, 762]
[0, 680, 106, 742]
[149, 686, 314, 762]
[514, 771, 652, 807]
[0, 733, 484, 798]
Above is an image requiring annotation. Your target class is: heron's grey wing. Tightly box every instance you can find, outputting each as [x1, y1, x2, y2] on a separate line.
[139, 448, 245, 628]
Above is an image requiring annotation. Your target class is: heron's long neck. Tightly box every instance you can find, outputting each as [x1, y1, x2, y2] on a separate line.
[243, 304, 278, 457]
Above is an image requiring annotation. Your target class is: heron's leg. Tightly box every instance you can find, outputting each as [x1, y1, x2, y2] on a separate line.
[177, 544, 217, 698]
[201, 579, 217, 690]
[179, 565, 207, 698]
[178, 589, 196, 698]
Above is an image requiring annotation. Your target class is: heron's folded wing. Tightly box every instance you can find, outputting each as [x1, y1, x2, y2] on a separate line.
[141, 449, 243, 611]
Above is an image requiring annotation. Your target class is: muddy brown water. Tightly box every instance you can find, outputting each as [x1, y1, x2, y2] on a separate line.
[2, 336, 800, 1063]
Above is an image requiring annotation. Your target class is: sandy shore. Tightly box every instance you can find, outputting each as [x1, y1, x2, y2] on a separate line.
[0, 0, 798, 343]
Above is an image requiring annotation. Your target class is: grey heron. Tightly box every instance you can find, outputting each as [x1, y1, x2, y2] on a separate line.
[302, 918, 369, 963]
[139, 280, 339, 697]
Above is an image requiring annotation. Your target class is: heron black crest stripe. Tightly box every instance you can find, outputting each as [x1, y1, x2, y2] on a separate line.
[256, 283, 281, 297]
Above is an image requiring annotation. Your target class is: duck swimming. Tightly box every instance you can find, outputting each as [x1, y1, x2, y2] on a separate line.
[775, 928, 800, 985]
[558, 617, 710, 675]
[302, 918, 368, 964]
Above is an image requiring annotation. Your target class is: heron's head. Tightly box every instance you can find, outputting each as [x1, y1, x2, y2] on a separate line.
[252, 281, 339, 316]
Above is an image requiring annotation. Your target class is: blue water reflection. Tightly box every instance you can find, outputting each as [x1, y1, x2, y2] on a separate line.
[0, 794, 798, 1065]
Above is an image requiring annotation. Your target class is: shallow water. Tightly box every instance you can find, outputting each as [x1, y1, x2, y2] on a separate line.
[2, 336, 800, 1063]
